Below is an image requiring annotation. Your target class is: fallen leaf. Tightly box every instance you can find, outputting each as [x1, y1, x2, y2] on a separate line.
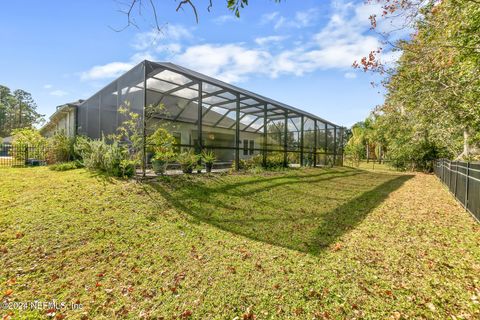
[180, 310, 193, 318]
[243, 306, 255, 320]
[332, 243, 343, 252]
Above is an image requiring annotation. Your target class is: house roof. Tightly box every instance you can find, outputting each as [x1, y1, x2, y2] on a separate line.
[39, 100, 83, 134]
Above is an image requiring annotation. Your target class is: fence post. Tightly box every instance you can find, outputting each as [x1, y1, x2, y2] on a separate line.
[442, 159, 445, 182]
[448, 160, 451, 188]
[25, 145, 29, 166]
[465, 162, 470, 209]
[454, 161, 458, 197]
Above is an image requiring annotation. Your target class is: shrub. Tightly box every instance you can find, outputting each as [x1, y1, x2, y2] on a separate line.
[233, 152, 288, 171]
[265, 152, 287, 169]
[49, 161, 81, 171]
[11, 128, 47, 162]
[47, 131, 75, 164]
[147, 128, 175, 155]
[74, 136, 137, 178]
[176, 150, 199, 174]
[81, 138, 107, 171]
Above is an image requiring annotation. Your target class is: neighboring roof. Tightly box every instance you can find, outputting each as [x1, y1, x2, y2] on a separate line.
[40, 100, 83, 134]
[148, 61, 340, 128]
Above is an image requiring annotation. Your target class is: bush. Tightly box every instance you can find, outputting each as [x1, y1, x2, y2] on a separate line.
[265, 152, 287, 169]
[49, 161, 81, 171]
[74, 136, 137, 178]
[233, 152, 288, 171]
[47, 131, 75, 164]
[11, 128, 47, 162]
[176, 150, 199, 174]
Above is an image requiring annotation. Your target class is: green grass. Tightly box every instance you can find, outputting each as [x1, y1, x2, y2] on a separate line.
[0, 167, 479, 319]
[344, 160, 396, 172]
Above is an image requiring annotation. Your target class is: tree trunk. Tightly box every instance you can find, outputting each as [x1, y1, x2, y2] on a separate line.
[366, 144, 369, 163]
[463, 128, 470, 158]
[456, 127, 471, 160]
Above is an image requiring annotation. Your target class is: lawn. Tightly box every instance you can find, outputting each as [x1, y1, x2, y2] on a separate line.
[0, 167, 479, 319]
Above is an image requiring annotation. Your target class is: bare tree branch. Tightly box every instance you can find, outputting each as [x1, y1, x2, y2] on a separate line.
[176, 0, 199, 23]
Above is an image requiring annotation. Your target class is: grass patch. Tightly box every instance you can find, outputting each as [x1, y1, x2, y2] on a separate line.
[0, 167, 479, 319]
[344, 160, 396, 172]
[49, 161, 82, 171]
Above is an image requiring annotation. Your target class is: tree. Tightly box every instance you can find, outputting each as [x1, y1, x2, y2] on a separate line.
[115, 0, 282, 30]
[0, 85, 44, 137]
[355, 0, 480, 162]
[345, 123, 367, 167]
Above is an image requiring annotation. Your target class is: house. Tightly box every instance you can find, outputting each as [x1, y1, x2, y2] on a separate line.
[41, 61, 344, 168]
[40, 100, 83, 138]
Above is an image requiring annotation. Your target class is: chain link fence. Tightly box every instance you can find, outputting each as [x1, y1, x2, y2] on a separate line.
[434, 159, 480, 222]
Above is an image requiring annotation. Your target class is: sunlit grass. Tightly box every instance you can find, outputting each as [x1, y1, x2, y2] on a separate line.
[0, 167, 478, 319]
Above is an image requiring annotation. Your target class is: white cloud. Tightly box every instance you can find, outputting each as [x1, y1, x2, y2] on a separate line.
[80, 24, 192, 81]
[254, 35, 288, 46]
[50, 90, 68, 97]
[213, 15, 237, 24]
[294, 8, 319, 28]
[260, 11, 280, 24]
[173, 44, 272, 82]
[80, 1, 398, 84]
[80, 62, 134, 81]
[132, 25, 192, 51]
[43, 84, 53, 89]
[344, 72, 357, 79]
[264, 8, 319, 30]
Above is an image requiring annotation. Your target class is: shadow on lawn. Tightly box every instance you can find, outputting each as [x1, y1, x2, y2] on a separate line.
[148, 168, 413, 256]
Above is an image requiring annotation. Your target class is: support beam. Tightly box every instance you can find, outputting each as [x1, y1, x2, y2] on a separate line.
[161, 80, 197, 96]
[197, 81, 203, 154]
[210, 95, 250, 108]
[202, 104, 215, 117]
[313, 120, 317, 167]
[254, 118, 273, 133]
[173, 101, 193, 121]
[182, 88, 229, 105]
[212, 110, 232, 127]
[239, 102, 264, 110]
[324, 123, 328, 166]
[228, 113, 247, 129]
[290, 118, 300, 132]
[284, 112, 288, 167]
[142, 63, 147, 177]
[235, 94, 240, 171]
[333, 126, 337, 166]
[263, 104, 267, 167]
[242, 116, 260, 131]
[242, 108, 284, 117]
[300, 115, 304, 166]
[339, 127, 344, 166]
[151, 75, 194, 90]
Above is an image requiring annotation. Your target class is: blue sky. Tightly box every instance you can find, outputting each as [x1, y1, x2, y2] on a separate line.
[0, 0, 400, 127]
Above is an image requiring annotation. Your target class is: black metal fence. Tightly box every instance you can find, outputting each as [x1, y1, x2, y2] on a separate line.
[0, 144, 49, 167]
[434, 159, 480, 222]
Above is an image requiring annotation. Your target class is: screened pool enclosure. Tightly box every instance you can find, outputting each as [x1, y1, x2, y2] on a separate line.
[76, 60, 344, 173]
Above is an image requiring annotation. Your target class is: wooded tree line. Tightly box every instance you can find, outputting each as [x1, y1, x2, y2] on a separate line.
[347, 0, 480, 170]
[0, 85, 43, 138]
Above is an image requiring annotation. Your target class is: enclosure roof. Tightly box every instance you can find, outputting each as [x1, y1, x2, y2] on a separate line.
[147, 61, 341, 128]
